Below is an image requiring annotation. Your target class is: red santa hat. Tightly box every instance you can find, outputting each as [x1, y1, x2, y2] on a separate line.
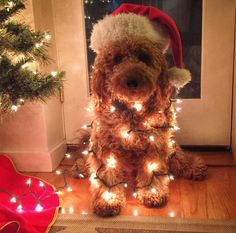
[90, 3, 191, 88]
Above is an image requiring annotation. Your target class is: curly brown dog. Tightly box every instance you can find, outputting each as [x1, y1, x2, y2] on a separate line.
[85, 4, 207, 217]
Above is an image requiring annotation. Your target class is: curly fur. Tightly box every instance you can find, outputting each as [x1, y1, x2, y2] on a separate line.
[85, 36, 207, 217]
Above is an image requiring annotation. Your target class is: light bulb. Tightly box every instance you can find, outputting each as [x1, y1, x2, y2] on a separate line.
[133, 209, 139, 216]
[110, 105, 116, 112]
[51, 71, 58, 77]
[134, 102, 142, 111]
[89, 173, 99, 187]
[81, 124, 88, 129]
[149, 135, 155, 142]
[107, 155, 117, 168]
[10, 196, 16, 203]
[121, 130, 129, 139]
[17, 204, 23, 213]
[124, 183, 128, 188]
[169, 175, 174, 180]
[151, 187, 157, 194]
[26, 178, 31, 185]
[39, 181, 45, 188]
[82, 150, 89, 155]
[65, 153, 71, 158]
[44, 34, 51, 40]
[173, 125, 180, 131]
[102, 191, 116, 201]
[147, 162, 158, 173]
[67, 186, 73, 192]
[35, 43, 41, 48]
[69, 207, 74, 214]
[81, 210, 87, 215]
[61, 207, 65, 214]
[176, 99, 182, 104]
[11, 105, 18, 112]
[35, 203, 43, 212]
[56, 170, 61, 175]
[176, 107, 181, 112]
[79, 173, 85, 178]
[169, 211, 175, 217]
[19, 98, 24, 103]
[133, 192, 137, 198]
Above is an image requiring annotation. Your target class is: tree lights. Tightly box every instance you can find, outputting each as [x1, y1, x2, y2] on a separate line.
[0, 0, 64, 113]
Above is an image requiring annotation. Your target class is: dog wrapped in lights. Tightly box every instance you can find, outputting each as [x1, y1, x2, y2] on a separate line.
[86, 3, 207, 217]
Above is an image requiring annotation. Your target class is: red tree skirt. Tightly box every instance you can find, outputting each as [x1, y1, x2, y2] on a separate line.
[0, 155, 61, 233]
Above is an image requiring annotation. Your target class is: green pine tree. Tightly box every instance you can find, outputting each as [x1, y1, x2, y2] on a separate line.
[0, 0, 64, 113]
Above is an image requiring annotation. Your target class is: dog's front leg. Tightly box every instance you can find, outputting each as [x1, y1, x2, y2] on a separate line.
[89, 154, 126, 217]
[135, 154, 169, 207]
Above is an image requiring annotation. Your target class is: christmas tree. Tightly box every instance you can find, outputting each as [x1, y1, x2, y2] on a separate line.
[0, 0, 64, 113]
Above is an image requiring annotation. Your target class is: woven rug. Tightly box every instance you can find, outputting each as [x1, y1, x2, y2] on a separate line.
[49, 215, 236, 233]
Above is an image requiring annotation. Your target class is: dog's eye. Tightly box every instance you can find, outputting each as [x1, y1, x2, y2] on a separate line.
[114, 54, 122, 64]
[137, 51, 152, 65]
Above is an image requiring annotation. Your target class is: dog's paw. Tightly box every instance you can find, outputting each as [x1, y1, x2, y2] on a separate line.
[93, 198, 122, 217]
[93, 190, 125, 217]
[138, 189, 168, 208]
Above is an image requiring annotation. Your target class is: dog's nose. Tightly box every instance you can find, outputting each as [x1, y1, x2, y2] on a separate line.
[126, 78, 139, 90]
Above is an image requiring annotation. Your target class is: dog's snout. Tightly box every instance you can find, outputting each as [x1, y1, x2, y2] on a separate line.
[126, 78, 139, 90]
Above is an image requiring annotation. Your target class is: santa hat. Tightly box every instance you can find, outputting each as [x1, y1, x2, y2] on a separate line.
[90, 3, 191, 88]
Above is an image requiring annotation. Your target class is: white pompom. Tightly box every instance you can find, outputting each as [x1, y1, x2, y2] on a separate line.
[167, 67, 191, 88]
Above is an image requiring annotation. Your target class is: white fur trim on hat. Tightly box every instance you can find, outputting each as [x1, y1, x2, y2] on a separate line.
[90, 13, 169, 53]
[167, 67, 191, 88]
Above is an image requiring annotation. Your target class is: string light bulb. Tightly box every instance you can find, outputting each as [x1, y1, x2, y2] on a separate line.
[67, 186, 73, 192]
[133, 192, 137, 198]
[102, 191, 116, 201]
[147, 162, 158, 173]
[44, 34, 51, 40]
[39, 181, 45, 188]
[26, 178, 31, 186]
[121, 130, 129, 139]
[176, 107, 181, 112]
[11, 105, 18, 112]
[176, 99, 182, 104]
[149, 135, 155, 142]
[10, 196, 16, 203]
[79, 173, 85, 178]
[169, 211, 175, 217]
[56, 170, 61, 175]
[134, 102, 142, 111]
[124, 183, 128, 188]
[173, 125, 180, 131]
[65, 153, 71, 158]
[133, 209, 139, 216]
[17, 204, 23, 213]
[151, 187, 157, 194]
[107, 155, 117, 168]
[169, 174, 174, 180]
[51, 71, 58, 77]
[69, 207, 74, 214]
[110, 105, 116, 112]
[82, 150, 89, 155]
[89, 173, 99, 187]
[35, 203, 43, 212]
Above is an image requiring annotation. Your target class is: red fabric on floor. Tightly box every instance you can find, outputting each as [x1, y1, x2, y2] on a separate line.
[0, 155, 60, 233]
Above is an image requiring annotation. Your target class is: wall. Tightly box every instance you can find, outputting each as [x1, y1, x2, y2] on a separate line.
[0, 0, 66, 171]
[52, 0, 91, 144]
[232, 11, 236, 161]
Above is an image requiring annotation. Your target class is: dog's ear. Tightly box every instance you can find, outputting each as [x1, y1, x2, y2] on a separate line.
[91, 65, 106, 104]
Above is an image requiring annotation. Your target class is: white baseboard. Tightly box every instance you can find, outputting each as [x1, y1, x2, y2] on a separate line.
[0, 140, 66, 172]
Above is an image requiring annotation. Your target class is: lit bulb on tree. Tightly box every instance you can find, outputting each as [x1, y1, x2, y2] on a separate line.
[102, 191, 116, 202]
[110, 105, 116, 112]
[149, 135, 155, 142]
[10, 196, 16, 203]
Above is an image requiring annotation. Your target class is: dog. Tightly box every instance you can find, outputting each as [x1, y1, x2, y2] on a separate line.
[84, 4, 207, 217]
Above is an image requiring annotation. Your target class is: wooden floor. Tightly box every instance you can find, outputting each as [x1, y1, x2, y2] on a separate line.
[25, 151, 236, 220]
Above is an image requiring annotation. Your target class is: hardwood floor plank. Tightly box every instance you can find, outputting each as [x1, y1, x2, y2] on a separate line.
[23, 152, 236, 220]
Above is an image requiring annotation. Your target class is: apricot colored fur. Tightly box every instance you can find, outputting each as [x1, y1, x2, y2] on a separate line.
[86, 37, 207, 217]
